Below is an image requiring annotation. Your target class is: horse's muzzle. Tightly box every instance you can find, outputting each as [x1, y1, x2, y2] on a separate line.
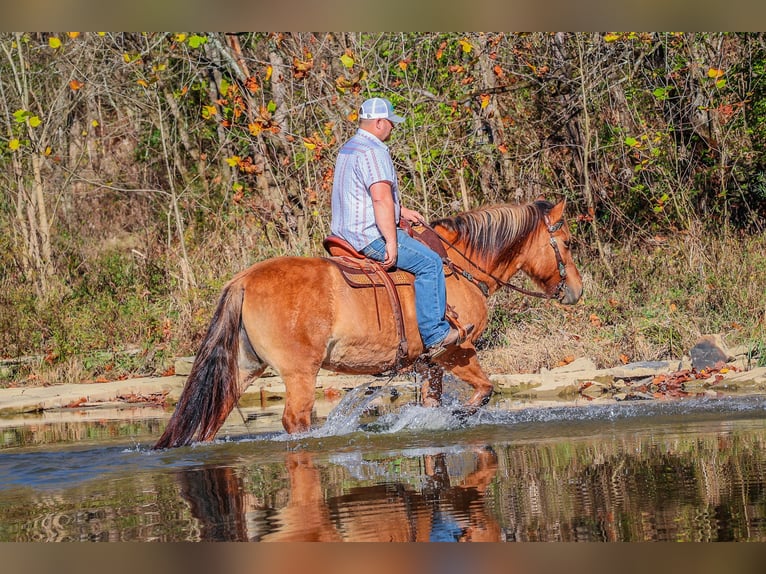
[559, 283, 583, 305]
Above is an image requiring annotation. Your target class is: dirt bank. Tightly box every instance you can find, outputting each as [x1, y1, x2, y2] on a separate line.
[2, 353, 765, 418]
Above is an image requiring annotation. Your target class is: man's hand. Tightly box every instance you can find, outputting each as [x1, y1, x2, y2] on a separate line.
[400, 206, 426, 225]
[381, 242, 398, 269]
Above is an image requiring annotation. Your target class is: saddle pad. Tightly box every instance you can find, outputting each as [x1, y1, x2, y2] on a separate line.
[326, 256, 413, 288]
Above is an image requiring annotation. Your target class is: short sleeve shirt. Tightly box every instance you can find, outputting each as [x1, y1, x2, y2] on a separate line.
[330, 128, 400, 250]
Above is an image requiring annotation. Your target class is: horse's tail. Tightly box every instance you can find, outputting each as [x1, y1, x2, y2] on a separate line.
[154, 280, 245, 449]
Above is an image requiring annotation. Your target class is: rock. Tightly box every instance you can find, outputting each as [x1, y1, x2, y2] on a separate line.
[690, 334, 732, 370]
[605, 361, 680, 378]
[174, 356, 196, 376]
[548, 357, 598, 373]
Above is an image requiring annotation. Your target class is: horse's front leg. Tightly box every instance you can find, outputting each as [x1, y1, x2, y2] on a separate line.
[413, 360, 444, 407]
[435, 346, 494, 407]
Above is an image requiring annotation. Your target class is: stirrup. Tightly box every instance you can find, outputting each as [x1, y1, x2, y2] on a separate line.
[426, 323, 474, 359]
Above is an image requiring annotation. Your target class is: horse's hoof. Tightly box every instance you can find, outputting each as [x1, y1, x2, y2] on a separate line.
[451, 406, 477, 424]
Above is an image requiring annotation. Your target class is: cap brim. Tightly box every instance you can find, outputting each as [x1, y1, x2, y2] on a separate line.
[389, 114, 405, 124]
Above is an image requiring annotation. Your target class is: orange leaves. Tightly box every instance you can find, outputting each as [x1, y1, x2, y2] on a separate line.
[302, 131, 336, 161]
[245, 76, 260, 93]
[557, 354, 575, 367]
[335, 70, 366, 95]
[293, 54, 313, 79]
[65, 397, 88, 408]
[436, 41, 447, 60]
[589, 313, 602, 327]
[69, 79, 84, 91]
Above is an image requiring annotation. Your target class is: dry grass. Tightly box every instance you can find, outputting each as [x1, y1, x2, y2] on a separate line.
[3, 222, 765, 386]
[476, 229, 766, 375]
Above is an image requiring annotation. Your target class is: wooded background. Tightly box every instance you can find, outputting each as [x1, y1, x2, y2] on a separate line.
[2, 32, 765, 379]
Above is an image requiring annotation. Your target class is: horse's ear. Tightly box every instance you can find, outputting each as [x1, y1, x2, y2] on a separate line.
[546, 199, 566, 226]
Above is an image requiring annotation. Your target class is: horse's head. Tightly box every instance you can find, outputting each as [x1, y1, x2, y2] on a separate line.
[523, 199, 583, 305]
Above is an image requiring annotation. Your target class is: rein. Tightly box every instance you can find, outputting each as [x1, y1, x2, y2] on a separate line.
[421, 217, 568, 301]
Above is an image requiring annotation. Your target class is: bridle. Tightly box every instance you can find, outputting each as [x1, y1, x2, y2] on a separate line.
[426, 217, 569, 301]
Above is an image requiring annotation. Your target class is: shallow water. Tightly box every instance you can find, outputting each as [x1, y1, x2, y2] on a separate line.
[1, 386, 766, 542]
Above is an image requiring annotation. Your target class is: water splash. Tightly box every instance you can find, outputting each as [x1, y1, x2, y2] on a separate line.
[309, 381, 392, 437]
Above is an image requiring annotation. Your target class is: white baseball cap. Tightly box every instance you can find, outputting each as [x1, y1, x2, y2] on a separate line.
[359, 97, 405, 124]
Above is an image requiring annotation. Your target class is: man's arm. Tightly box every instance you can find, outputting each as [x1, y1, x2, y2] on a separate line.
[370, 181, 398, 269]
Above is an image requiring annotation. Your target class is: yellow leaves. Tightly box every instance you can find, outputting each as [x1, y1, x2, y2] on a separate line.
[480, 93, 490, 109]
[340, 53, 355, 69]
[604, 33, 621, 42]
[707, 67, 724, 79]
[265, 65, 273, 82]
[91, 120, 99, 128]
[67, 32, 80, 39]
[248, 122, 263, 136]
[302, 139, 317, 150]
[201, 105, 217, 120]
[137, 79, 149, 88]
[225, 156, 240, 167]
[708, 67, 726, 88]
[175, 33, 187, 43]
[48, 37, 61, 49]
[8, 139, 20, 151]
[459, 38, 473, 54]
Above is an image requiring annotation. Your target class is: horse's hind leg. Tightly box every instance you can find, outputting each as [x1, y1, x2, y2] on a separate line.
[281, 371, 319, 433]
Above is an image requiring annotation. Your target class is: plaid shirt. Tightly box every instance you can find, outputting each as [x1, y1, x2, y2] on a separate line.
[331, 129, 400, 250]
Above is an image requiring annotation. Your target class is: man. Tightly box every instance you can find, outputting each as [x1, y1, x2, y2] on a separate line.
[330, 97, 472, 355]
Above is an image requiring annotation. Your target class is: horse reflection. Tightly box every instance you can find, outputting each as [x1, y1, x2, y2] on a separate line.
[176, 448, 500, 542]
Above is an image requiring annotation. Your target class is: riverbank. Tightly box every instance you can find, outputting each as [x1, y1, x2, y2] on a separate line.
[2, 346, 765, 419]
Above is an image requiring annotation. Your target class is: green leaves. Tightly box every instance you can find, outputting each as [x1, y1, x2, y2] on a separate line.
[652, 86, 671, 101]
[187, 35, 207, 49]
[13, 109, 41, 128]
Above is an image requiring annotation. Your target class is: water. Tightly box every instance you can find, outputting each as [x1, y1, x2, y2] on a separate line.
[1, 388, 766, 542]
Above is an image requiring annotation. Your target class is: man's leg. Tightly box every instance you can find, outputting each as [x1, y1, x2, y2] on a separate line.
[393, 229, 451, 348]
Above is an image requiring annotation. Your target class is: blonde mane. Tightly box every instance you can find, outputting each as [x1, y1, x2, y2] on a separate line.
[432, 200, 551, 266]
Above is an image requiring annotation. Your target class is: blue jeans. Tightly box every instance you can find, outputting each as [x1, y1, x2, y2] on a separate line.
[362, 228, 450, 348]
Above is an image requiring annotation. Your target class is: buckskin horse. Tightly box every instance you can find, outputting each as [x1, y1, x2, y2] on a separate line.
[154, 198, 583, 448]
